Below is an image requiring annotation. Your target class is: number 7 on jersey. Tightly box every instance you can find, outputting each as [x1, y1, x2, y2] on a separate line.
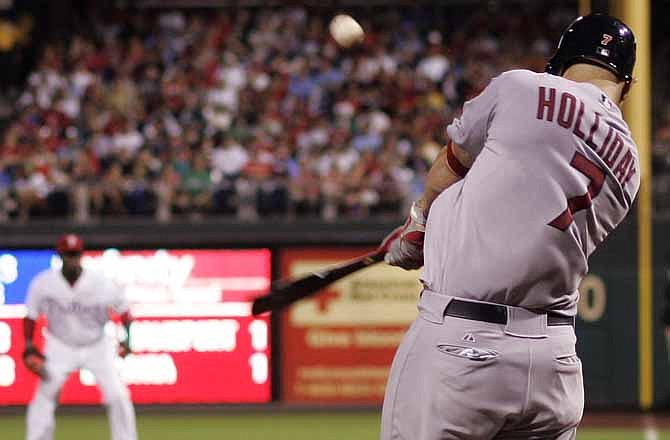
[549, 152, 606, 231]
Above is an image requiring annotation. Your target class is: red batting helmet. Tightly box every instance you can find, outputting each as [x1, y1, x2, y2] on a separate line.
[56, 233, 84, 254]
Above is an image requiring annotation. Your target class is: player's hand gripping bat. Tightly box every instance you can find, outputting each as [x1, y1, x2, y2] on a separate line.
[251, 249, 386, 315]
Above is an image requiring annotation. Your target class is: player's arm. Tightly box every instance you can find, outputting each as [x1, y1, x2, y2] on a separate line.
[109, 280, 133, 358]
[417, 140, 474, 217]
[22, 281, 47, 378]
[381, 74, 501, 269]
[22, 317, 46, 378]
[23, 317, 37, 349]
[117, 311, 132, 358]
[380, 141, 474, 270]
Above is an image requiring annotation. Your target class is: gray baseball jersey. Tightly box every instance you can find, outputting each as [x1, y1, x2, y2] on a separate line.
[26, 267, 129, 346]
[422, 69, 640, 316]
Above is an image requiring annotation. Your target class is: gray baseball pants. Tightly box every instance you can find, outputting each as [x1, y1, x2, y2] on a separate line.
[381, 290, 583, 439]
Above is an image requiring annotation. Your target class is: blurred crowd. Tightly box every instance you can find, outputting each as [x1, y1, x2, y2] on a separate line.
[5, 5, 657, 223]
[653, 115, 670, 218]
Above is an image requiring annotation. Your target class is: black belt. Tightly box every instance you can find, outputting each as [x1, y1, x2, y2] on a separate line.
[444, 299, 574, 327]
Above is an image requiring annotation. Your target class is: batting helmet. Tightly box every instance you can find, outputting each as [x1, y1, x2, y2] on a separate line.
[545, 13, 636, 93]
[56, 233, 84, 254]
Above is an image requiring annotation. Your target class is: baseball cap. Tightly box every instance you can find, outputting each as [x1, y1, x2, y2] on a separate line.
[56, 233, 84, 254]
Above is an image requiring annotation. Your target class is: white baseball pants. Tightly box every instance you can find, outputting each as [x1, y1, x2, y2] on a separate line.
[26, 335, 137, 440]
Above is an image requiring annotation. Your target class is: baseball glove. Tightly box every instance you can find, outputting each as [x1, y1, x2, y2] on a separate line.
[118, 340, 131, 358]
[22, 345, 47, 379]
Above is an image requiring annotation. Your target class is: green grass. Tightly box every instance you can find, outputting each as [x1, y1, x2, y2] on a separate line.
[1, 412, 669, 439]
[579, 431, 670, 440]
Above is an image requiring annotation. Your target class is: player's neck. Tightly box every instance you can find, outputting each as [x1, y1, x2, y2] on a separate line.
[562, 64, 624, 105]
[62, 267, 82, 286]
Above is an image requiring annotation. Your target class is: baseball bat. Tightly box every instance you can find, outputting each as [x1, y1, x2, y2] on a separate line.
[251, 249, 386, 315]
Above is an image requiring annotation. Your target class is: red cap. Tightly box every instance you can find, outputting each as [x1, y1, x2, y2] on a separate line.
[56, 234, 84, 253]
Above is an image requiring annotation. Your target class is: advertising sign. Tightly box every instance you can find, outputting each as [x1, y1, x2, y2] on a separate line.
[281, 248, 421, 404]
[0, 249, 271, 405]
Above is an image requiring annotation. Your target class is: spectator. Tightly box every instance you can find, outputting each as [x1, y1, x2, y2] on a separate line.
[175, 154, 212, 217]
[0, 5, 584, 222]
[90, 162, 126, 216]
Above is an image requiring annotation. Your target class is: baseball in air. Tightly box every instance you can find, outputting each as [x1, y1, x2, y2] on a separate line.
[329, 14, 364, 47]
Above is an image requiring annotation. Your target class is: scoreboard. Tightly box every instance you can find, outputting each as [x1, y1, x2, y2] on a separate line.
[0, 248, 272, 405]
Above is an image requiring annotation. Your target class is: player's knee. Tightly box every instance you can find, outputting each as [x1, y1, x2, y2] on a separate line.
[104, 394, 124, 409]
[103, 386, 131, 408]
[33, 382, 61, 403]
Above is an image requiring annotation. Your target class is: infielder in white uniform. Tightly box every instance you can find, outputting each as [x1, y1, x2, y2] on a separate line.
[380, 14, 638, 439]
[22, 233, 137, 440]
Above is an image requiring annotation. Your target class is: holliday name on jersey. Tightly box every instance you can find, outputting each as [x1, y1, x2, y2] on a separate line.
[536, 86, 637, 187]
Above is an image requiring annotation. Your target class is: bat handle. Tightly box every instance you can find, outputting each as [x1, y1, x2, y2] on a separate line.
[365, 249, 386, 264]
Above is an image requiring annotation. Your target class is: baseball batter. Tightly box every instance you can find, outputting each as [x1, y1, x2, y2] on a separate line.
[22, 234, 137, 440]
[380, 14, 638, 439]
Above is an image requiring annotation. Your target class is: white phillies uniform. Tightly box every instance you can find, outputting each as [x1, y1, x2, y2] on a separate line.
[25, 267, 137, 440]
[381, 70, 640, 440]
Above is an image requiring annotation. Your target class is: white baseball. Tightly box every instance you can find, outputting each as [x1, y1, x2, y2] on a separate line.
[329, 14, 364, 48]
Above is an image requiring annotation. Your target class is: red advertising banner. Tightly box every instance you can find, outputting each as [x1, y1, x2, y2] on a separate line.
[281, 248, 421, 404]
[0, 249, 271, 405]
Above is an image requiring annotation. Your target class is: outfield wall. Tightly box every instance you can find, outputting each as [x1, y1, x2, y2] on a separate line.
[0, 217, 666, 409]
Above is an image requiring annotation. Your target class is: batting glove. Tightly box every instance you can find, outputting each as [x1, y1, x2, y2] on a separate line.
[22, 344, 48, 380]
[380, 201, 426, 270]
